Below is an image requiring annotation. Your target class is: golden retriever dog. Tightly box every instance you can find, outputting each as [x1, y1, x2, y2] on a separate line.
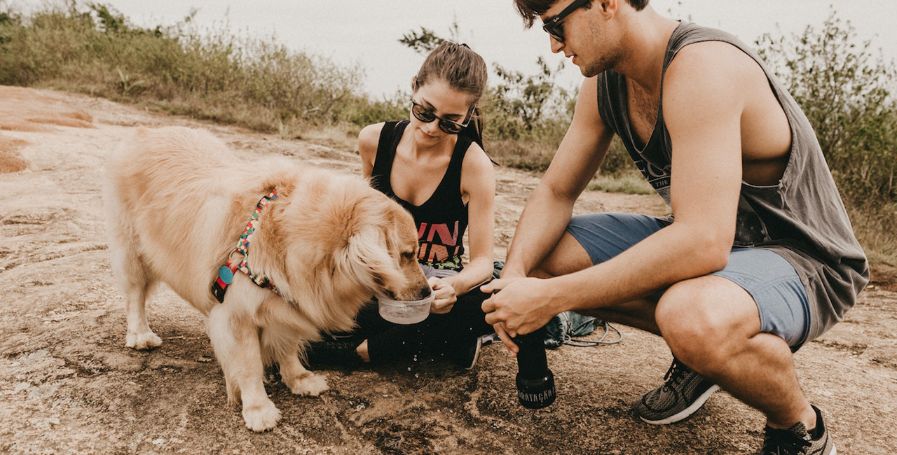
[104, 126, 429, 431]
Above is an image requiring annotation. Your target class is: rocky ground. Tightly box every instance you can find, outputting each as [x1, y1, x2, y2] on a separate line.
[1, 85, 895, 454]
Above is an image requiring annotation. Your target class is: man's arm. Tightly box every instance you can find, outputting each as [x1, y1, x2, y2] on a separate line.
[485, 43, 748, 343]
[502, 77, 614, 278]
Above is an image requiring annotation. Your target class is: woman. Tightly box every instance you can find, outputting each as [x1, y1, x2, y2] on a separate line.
[309, 42, 496, 370]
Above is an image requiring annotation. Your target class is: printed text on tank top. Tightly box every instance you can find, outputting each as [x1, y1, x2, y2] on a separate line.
[370, 121, 471, 270]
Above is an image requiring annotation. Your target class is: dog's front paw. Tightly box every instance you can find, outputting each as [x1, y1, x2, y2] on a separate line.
[285, 372, 329, 397]
[125, 330, 163, 350]
[242, 399, 281, 432]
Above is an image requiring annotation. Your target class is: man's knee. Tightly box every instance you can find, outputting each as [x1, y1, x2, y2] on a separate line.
[656, 279, 752, 374]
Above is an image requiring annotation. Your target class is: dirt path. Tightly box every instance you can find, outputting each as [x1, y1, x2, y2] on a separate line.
[1, 86, 894, 454]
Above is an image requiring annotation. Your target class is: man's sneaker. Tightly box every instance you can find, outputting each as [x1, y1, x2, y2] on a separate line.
[759, 405, 835, 455]
[633, 358, 720, 425]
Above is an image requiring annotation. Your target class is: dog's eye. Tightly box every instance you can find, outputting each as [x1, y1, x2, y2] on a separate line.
[401, 251, 415, 261]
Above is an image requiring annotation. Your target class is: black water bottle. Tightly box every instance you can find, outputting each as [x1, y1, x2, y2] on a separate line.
[514, 326, 556, 409]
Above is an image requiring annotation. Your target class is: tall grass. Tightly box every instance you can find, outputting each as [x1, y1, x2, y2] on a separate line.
[0, 3, 360, 136]
[587, 172, 653, 195]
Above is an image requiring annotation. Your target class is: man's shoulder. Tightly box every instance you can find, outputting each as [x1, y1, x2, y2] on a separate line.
[669, 41, 757, 79]
[663, 41, 761, 108]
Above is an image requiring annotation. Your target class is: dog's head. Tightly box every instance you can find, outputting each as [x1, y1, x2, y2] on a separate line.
[337, 188, 431, 302]
[269, 171, 430, 329]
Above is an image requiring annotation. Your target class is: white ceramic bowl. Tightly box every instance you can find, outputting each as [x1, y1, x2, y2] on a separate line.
[377, 293, 434, 324]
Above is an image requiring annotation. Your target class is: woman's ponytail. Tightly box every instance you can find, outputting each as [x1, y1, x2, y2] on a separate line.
[464, 107, 484, 149]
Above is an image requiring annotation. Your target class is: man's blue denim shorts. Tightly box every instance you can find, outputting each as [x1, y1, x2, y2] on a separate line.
[566, 213, 811, 349]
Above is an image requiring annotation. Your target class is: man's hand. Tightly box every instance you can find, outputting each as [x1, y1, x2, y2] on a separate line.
[481, 277, 558, 353]
[428, 276, 457, 314]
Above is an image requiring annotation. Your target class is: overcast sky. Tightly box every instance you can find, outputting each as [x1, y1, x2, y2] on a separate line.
[13, 0, 896, 96]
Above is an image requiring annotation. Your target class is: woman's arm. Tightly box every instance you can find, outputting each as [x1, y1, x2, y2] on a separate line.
[449, 142, 496, 296]
[357, 123, 385, 178]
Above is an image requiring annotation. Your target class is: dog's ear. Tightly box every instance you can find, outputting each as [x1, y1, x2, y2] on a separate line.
[338, 224, 405, 296]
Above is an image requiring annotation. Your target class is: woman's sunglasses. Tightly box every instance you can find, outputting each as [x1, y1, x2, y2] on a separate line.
[410, 99, 473, 135]
[542, 0, 592, 43]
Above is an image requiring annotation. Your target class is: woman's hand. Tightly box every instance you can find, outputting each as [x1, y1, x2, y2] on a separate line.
[428, 276, 458, 314]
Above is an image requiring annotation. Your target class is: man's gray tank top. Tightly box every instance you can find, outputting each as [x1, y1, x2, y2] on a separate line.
[597, 22, 869, 341]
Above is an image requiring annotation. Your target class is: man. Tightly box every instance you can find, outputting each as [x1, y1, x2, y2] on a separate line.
[481, 0, 868, 453]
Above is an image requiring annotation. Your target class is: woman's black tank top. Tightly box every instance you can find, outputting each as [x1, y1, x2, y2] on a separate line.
[371, 120, 471, 271]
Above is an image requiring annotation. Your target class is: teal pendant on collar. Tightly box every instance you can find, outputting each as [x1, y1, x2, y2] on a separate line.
[218, 265, 234, 284]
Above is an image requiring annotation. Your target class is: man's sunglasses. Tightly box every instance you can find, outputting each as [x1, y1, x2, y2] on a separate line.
[410, 99, 474, 135]
[542, 0, 592, 43]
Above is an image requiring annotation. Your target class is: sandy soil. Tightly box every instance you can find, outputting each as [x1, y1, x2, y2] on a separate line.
[1, 85, 895, 454]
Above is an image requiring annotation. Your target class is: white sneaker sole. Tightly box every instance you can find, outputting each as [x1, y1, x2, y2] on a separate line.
[640, 384, 720, 425]
[463, 337, 483, 370]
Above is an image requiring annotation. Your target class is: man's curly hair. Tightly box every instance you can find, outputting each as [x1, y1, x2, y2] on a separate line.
[513, 0, 649, 28]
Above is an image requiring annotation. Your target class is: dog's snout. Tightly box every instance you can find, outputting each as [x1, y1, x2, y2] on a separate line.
[417, 286, 432, 300]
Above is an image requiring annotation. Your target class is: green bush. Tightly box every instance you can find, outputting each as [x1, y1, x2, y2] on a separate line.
[485, 58, 570, 140]
[756, 11, 897, 204]
[756, 9, 897, 265]
[338, 91, 408, 129]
